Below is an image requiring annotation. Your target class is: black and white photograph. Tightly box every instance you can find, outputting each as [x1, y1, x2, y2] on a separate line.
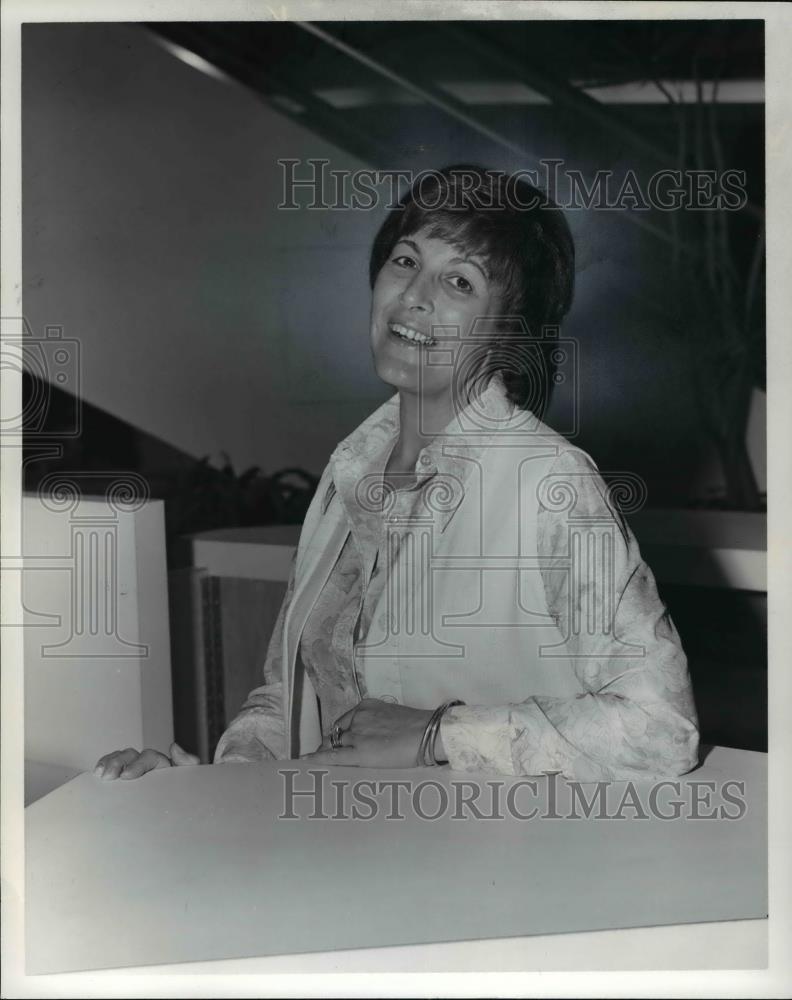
[2, 1, 790, 996]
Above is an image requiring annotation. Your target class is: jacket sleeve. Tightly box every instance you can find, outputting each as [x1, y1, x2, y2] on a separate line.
[212, 561, 296, 764]
[440, 448, 700, 780]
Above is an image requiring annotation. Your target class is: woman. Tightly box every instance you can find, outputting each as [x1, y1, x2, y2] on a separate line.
[96, 165, 699, 783]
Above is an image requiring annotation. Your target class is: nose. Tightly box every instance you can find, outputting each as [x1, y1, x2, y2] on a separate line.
[400, 270, 434, 313]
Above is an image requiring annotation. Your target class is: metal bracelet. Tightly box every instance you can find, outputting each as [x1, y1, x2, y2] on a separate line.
[416, 699, 465, 767]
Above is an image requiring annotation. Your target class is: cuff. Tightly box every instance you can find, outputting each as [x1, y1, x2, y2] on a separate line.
[213, 730, 280, 764]
[439, 704, 519, 775]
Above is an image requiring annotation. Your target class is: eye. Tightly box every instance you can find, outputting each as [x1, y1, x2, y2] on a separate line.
[449, 275, 475, 294]
[392, 254, 417, 269]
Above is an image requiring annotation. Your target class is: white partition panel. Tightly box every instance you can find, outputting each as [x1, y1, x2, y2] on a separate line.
[23, 491, 173, 778]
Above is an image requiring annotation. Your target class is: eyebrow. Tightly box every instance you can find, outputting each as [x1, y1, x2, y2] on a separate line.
[394, 238, 490, 282]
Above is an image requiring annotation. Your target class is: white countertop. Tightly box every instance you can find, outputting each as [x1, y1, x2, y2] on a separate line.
[24, 746, 767, 975]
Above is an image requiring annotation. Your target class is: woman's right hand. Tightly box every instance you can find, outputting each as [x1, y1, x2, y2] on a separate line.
[94, 742, 199, 780]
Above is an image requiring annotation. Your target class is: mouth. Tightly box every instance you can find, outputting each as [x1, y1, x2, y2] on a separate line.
[388, 322, 437, 348]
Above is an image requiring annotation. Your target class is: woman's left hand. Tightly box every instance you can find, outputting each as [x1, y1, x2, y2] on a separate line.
[301, 699, 434, 768]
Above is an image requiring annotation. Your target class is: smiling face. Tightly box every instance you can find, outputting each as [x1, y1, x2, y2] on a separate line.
[369, 228, 501, 408]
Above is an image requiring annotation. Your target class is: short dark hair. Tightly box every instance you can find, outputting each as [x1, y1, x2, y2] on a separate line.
[368, 164, 575, 414]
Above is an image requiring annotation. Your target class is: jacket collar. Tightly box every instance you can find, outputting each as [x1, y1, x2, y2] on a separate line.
[325, 374, 517, 535]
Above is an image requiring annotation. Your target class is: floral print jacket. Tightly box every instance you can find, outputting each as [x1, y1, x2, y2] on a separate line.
[214, 376, 699, 780]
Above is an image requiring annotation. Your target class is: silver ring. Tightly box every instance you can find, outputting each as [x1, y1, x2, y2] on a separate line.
[330, 723, 344, 750]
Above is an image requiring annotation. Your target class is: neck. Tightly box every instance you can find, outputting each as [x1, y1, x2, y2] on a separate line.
[388, 387, 460, 472]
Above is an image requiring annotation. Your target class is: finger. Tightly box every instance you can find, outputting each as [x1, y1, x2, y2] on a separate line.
[332, 706, 359, 731]
[320, 706, 360, 750]
[301, 747, 360, 767]
[170, 742, 200, 766]
[95, 748, 139, 780]
[320, 727, 356, 751]
[119, 749, 170, 780]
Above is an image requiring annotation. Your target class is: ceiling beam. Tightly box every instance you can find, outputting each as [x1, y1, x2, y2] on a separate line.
[444, 23, 762, 222]
[442, 23, 672, 166]
[296, 21, 544, 163]
[146, 23, 391, 166]
[295, 21, 698, 253]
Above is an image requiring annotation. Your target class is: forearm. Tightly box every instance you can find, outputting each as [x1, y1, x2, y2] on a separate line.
[213, 682, 286, 763]
[439, 689, 698, 780]
[438, 599, 699, 780]
[458, 446, 698, 781]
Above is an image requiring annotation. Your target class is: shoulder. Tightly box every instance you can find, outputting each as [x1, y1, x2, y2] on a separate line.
[486, 406, 600, 478]
[533, 439, 632, 547]
[515, 408, 596, 464]
[494, 410, 627, 527]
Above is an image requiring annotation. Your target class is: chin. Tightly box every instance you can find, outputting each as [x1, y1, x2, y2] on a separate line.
[373, 360, 419, 394]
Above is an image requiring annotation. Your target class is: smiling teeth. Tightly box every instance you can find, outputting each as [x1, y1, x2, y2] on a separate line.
[390, 323, 435, 345]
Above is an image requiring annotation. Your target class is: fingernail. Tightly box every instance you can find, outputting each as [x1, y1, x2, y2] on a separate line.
[94, 765, 104, 777]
